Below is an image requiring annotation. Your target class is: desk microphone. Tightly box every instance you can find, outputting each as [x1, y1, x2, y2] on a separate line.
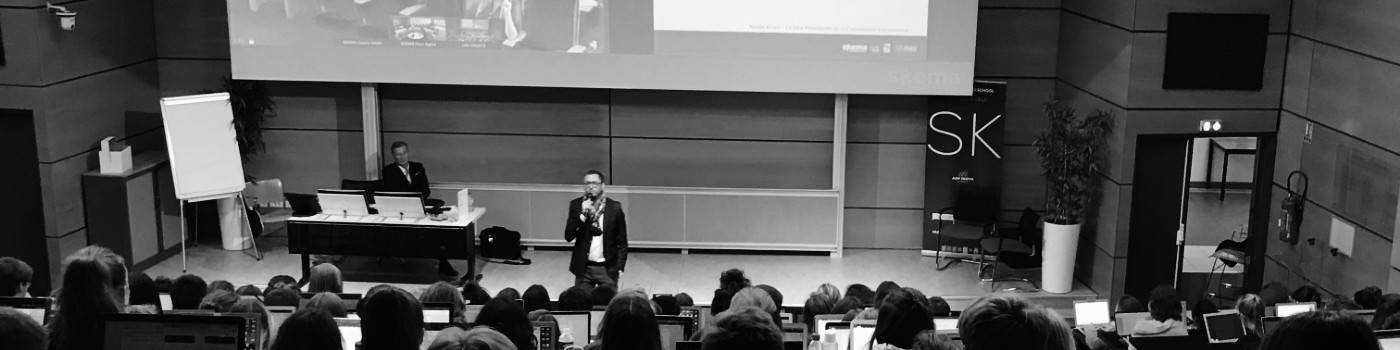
[341, 209, 348, 218]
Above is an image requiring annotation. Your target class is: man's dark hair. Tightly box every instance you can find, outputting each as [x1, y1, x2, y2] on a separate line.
[1260, 311, 1380, 350]
[653, 294, 680, 316]
[306, 292, 348, 318]
[264, 275, 298, 295]
[1371, 294, 1400, 329]
[874, 281, 902, 305]
[360, 287, 424, 350]
[584, 169, 606, 182]
[153, 275, 173, 293]
[461, 282, 492, 305]
[1148, 285, 1182, 322]
[391, 141, 409, 151]
[496, 287, 522, 302]
[675, 293, 695, 307]
[700, 307, 784, 350]
[831, 296, 863, 316]
[1292, 285, 1322, 305]
[236, 284, 263, 298]
[523, 284, 552, 312]
[755, 285, 783, 311]
[170, 274, 208, 310]
[874, 288, 933, 349]
[958, 294, 1074, 350]
[927, 296, 952, 317]
[591, 285, 618, 306]
[558, 286, 593, 311]
[127, 272, 160, 308]
[475, 295, 535, 350]
[272, 308, 342, 350]
[846, 284, 875, 306]
[0, 306, 47, 350]
[803, 293, 835, 332]
[208, 280, 236, 293]
[1356, 286, 1384, 310]
[265, 288, 302, 308]
[1117, 295, 1145, 313]
[0, 257, 33, 297]
[719, 269, 750, 294]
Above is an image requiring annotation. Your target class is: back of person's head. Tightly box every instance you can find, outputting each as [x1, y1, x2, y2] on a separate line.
[1191, 300, 1219, 328]
[1374, 294, 1400, 330]
[676, 293, 695, 307]
[427, 326, 519, 350]
[803, 293, 836, 330]
[911, 329, 961, 350]
[265, 288, 302, 308]
[874, 288, 933, 349]
[127, 272, 159, 308]
[495, 287, 521, 302]
[462, 282, 492, 305]
[50, 245, 129, 350]
[558, 286, 592, 311]
[208, 280, 236, 293]
[817, 283, 842, 303]
[1325, 297, 1362, 311]
[1356, 286, 1384, 310]
[599, 293, 662, 350]
[701, 307, 783, 350]
[712, 289, 735, 316]
[171, 274, 208, 309]
[1259, 282, 1291, 306]
[755, 285, 783, 309]
[231, 298, 272, 349]
[474, 295, 534, 350]
[1147, 285, 1182, 322]
[927, 296, 952, 317]
[1236, 294, 1264, 334]
[832, 296, 863, 316]
[360, 287, 424, 350]
[720, 268, 751, 294]
[309, 263, 344, 294]
[154, 275, 173, 293]
[0, 257, 34, 297]
[0, 307, 46, 350]
[846, 284, 875, 306]
[1116, 295, 1145, 313]
[523, 284, 551, 312]
[237, 284, 263, 298]
[421, 281, 467, 320]
[874, 281, 902, 305]
[265, 275, 299, 295]
[653, 294, 680, 316]
[730, 287, 777, 321]
[591, 285, 618, 306]
[1259, 310, 1380, 350]
[272, 308, 343, 350]
[1290, 285, 1322, 306]
[201, 289, 241, 312]
[307, 292, 349, 318]
[958, 294, 1073, 350]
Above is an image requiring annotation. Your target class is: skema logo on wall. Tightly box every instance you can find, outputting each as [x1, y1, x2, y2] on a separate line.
[926, 111, 1002, 158]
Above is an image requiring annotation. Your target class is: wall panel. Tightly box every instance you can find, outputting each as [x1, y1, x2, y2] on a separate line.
[381, 85, 610, 136]
[848, 95, 927, 144]
[611, 90, 834, 141]
[157, 60, 233, 97]
[842, 208, 922, 249]
[1304, 45, 1400, 153]
[0, 8, 43, 86]
[243, 130, 363, 195]
[34, 0, 155, 85]
[975, 9, 1060, 78]
[1056, 13, 1132, 108]
[153, 0, 230, 59]
[381, 132, 609, 185]
[611, 139, 831, 189]
[844, 143, 923, 209]
[1062, 0, 1135, 30]
[37, 62, 160, 162]
[1312, 1, 1400, 64]
[1126, 34, 1286, 109]
[1132, 0, 1291, 32]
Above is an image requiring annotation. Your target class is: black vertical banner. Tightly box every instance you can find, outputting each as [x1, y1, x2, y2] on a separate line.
[922, 81, 1007, 253]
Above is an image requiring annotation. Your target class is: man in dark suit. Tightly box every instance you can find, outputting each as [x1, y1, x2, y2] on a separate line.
[565, 170, 627, 288]
[381, 141, 457, 277]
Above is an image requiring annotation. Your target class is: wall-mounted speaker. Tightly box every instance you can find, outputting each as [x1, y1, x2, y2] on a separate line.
[1163, 13, 1270, 91]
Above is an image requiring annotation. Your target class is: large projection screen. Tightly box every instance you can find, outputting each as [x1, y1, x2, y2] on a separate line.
[228, 0, 977, 95]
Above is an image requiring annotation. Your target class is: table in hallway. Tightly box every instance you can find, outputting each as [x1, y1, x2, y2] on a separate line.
[287, 208, 486, 282]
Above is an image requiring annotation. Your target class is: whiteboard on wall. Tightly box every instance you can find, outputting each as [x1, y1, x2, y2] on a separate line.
[160, 93, 246, 202]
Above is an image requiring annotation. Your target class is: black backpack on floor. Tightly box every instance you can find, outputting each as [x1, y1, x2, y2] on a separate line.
[479, 226, 527, 264]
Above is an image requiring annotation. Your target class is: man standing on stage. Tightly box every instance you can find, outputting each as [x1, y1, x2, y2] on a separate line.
[565, 170, 628, 288]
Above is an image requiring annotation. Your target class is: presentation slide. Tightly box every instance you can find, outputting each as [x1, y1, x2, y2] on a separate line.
[228, 0, 976, 95]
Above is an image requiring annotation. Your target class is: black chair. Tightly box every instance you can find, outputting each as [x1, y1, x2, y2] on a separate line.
[979, 208, 1042, 290]
[935, 186, 1001, 271]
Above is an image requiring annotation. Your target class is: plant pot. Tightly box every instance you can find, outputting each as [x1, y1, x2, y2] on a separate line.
[1042, 221, 1081, 294]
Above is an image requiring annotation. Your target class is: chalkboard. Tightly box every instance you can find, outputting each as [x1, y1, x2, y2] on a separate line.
[159, 93, 246, 202]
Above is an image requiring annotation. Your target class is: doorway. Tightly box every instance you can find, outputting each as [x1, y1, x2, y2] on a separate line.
[0, 109, 49, 295]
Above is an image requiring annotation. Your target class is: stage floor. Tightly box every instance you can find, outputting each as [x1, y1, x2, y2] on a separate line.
[144, 231, 1095, 312]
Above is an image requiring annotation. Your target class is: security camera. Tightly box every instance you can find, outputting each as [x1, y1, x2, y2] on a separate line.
[46, 2, 76, 31]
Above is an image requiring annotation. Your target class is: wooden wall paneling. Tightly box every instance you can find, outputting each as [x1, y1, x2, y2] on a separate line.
[45, 229, 87, 290]
[1053, 82, 1130, 183]
[843, 143, 924, 209]
[1094, 180, 1130, 256]
[611, 139, 832, 189]
[1000, 146, 1045, 211]
[466, 189, 533, 239]
[1289, 0, 1319, 38]
[0, 8, 43, 86]
[979, 0, 1059, 8]
[842, 208, 922, 249]
[1304, 45, 1400, 152]
[157, 168, 182, 250]
[1001, 79, 1055, 145]
[152, 0, 230, 59]
[39, 153, 94, 238]
[1125, 34, 1286, 109]
[1132, 0, 1292, 32]
[243, 130, 354, 194]
[846, 95, 927, 144]
[34, 0, 155, 85]
[380, 85, 610, 136]
[616, 193, 686, 243]
[157, 60, 233, 97]
[126, 173, 159, 263]
[683, 195, 838, 246]
[610, 90, 834, 141]
[1056, 13, 1133, 107]
[1312, 0, 1400, 64]
[37, 62, 159, 162]
[1265, 187, 1392, 295]
[381, 132, 609, 185]
[1281, 37, 1314, 115]
[523, 191, 578, 243]
[264, 81, 364, 130]
[1062, 0, 1136, 30]
[974, 9, 1060, 78]
[1271, 112, 1306, 186]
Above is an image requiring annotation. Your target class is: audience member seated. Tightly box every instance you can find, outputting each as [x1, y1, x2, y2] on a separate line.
[653, 294, 680, 316]
[0, 257, 33, 297]
[832, 296, 864, 321]
[307, 292, 349, 318]
[558, 286, 593, 311]
[1258, 282, 1291, 306]
[231, 298, 272, 349]
[209, 280, 236, 293]
[874, 288, 934, 350]
[474, 295, 535, 350]
[676, 293, 695, 307]
[496, 287, 521, 302]
[1116, 295, 1145, 313]
[48, 245, 129, 350]
[1236, 294, 1265, 350]
[1356, 286, 1383, 310]
[154, 275, 173, 294]
[817, 283, 843, 303]
[361, 284, 397, 312]
[700, 306, 784, 350]
[731, 287, 778, 327]
[590, 292, 663, 350]
[171, 273, 209, 310]
[847, 284, 876, 306]
[201, 289, 241, 312]
[266, 275, 300, 295]
[1131, 286, 1187, 337]
[755, 284, 784, 310]
[905, 288, 933, 315]
[523, 284, 551, 312]
[308, 263, 344, 294]
[126, 272, 160, 313]
[1290, 285, 1322, 307]
[272, 308, 343, 350]
[712, 289, 735, 316]
[1325, 297, 1362, 311]
[719, 269, 752, 295]
[1258, 310, 1380, 350]
[421, 281, 468, 325]
[958, 294, 1074, 350]
[0, 307, 46, 350]
[1372, 294, 1400, 329]
[1189, 299, 1218, 330]
[266, 288, 303, 308]
[927, 297, 952, 317]
[427, 326, 519, 350]
[463, 282, 493, 305]
[360, 287, 425, 350]
[911, 329, 961, 350]
[875, 281, 902, 305]
[591, 285, 618, 307]
[237, 284, 264, 297]
[803, 292, 836, 331]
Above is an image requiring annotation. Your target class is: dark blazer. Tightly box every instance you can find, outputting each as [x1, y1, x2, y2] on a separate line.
[381, 162, 430, 198]
[565, 196, 627, 276]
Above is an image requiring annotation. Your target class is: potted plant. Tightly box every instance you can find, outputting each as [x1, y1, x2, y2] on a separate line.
[203, 76, 277, 161]
[1034, 100, 1113, 293]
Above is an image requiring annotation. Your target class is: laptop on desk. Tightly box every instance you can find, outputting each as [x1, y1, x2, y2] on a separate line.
[0, 297, 51, 325]
[100, 313, 246, 350]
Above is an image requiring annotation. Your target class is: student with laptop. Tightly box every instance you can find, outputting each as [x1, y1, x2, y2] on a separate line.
[49, 246, 129, 350]
[1131, 286, 1188, 338]
[872, 288, 934, 350]
[270, 308, 343, 350]
[1258, 310, 1380, 350]
[0, 257, 34, 297]
[959, 294, 1075, 350]
[0, 307, 46, 350]
[699, 307, 784, 350]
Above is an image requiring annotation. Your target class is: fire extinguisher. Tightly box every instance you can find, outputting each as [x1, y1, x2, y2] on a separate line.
[1279, 171, 1308, 244]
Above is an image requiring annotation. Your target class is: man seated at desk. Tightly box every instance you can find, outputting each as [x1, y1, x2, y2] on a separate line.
[382, 141, 458, 278]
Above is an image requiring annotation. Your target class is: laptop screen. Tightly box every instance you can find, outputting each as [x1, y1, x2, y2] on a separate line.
[0, 297, 50, 325]
[933, 318, 958, 334]
[659, 322, 686, 350]
[266, 306, 295, 344]
[1074, 299, 1111, 326]
[1378, 330, 1400, 350]
[159, 294, 173, 311]
[849, 322, 876, 350]
[101, 314, 245, 350]
[1260, 317, 1282, 336]
[1204, 311, 1245, 343]
[589, 310, 606, 339]
[1275, 302, 1315, 317]
[553, 312, 591, 344]
[336, 318, 362, 350]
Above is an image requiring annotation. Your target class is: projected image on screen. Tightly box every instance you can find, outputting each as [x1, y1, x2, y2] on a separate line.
[228, 0, 977, 95]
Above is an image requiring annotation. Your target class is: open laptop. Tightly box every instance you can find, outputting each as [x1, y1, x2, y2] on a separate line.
[158, 293, 173, 311]
[266, 306, 296, 344]
[1275, 302, 1316, 317]
[814, 314, 846, 335]
[336, 317, 362, 350]
[1377, 329, 1400, 350]
[825, 321, 852, 350]
[422, 302, 455, 330]
[0, 297, 51, 325]
[533, 321, 559, 350]
[849, 320, 877, 350]
[462, 305, 484, 323]
[1203, 310, 1246, 344]
[372, 191, 427, 220]
[1260, 316, 1283, 336]
[552, 311, 591, 345]
[300, 292, 364, 312]
[932, 317, 959, 336]
[589, 310, 606, 340]
[658, 315, 694, 350]
[317, 189, 370, 217]
[1114, 312, 1152, 336]
[679, 307, 703, 337]
[1074, 299, 1111, 328]
[100, 313, 246, 350]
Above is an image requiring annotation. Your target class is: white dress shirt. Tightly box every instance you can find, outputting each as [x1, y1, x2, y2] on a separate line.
[583, 199, 606, 263]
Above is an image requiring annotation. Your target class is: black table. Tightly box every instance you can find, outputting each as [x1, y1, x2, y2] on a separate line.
[286, 208, 485, 282]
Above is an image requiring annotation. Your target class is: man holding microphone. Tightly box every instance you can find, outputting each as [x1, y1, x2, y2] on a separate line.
[565, 170, 628, 288]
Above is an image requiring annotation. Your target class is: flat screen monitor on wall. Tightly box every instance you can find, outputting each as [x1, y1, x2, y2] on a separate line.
[227, 0, 977, 96]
